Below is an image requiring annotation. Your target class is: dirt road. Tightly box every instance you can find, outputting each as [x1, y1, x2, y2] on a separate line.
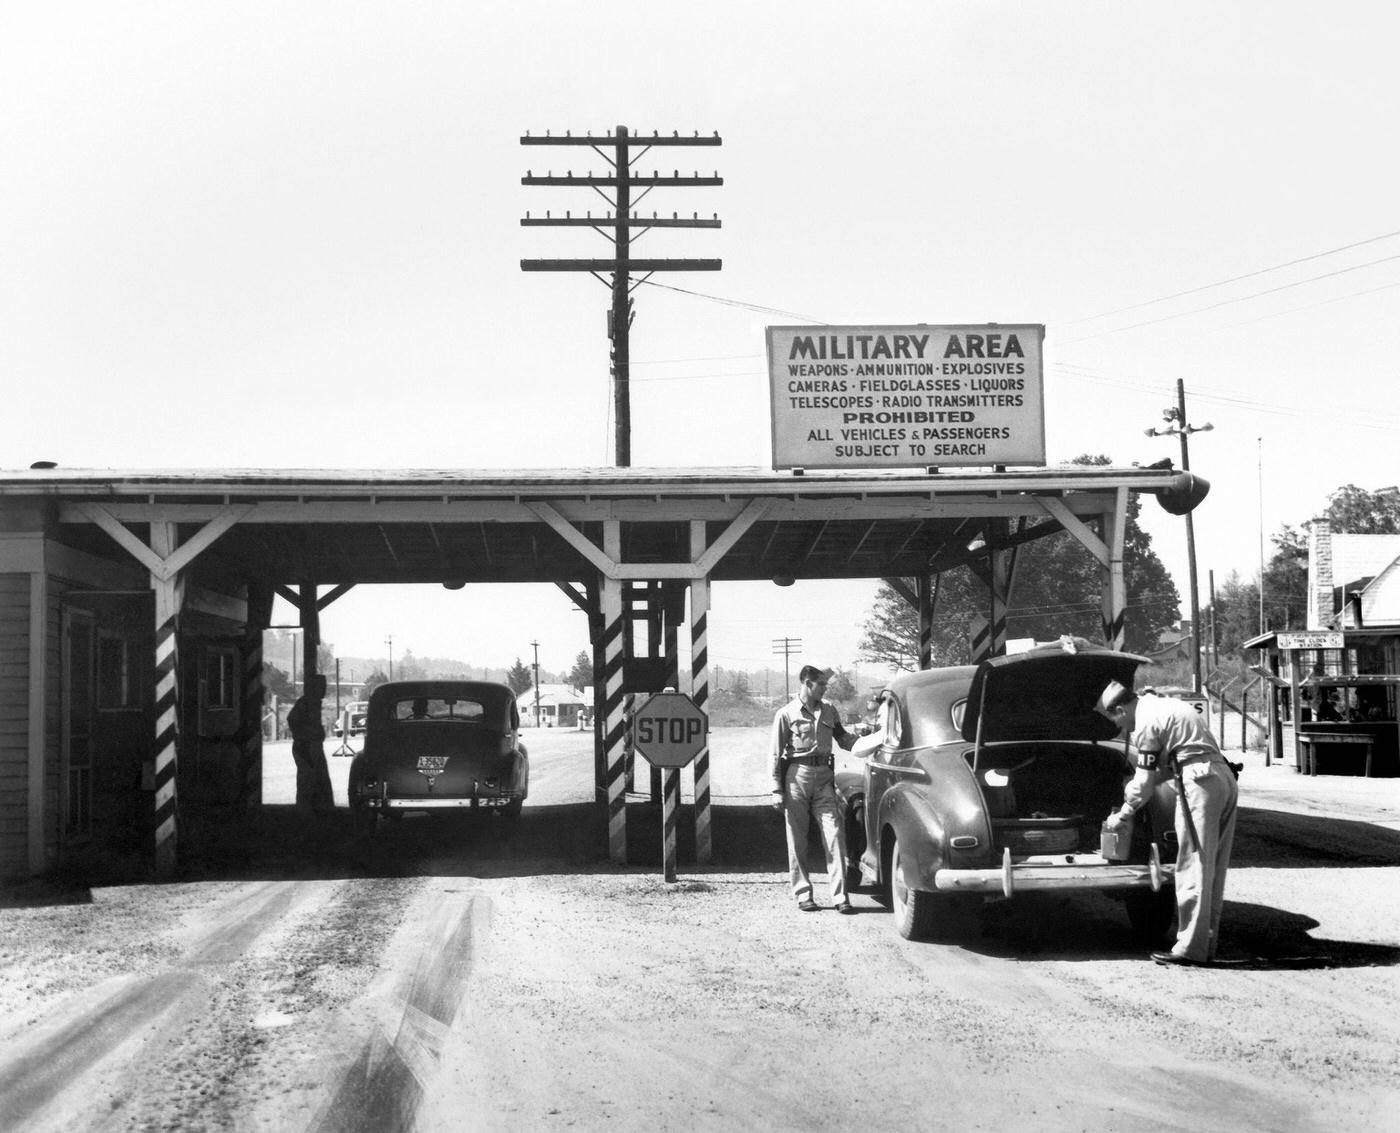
[2, 730, 1398, 1132]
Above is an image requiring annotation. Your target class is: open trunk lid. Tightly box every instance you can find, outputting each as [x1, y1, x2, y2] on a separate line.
[961, 636, 1150, 748]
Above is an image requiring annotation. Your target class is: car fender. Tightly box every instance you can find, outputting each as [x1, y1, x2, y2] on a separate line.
[875, 781, 949, 890]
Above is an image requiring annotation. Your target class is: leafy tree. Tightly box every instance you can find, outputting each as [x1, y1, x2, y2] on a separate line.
[262, 663, 296, 701]
[395, 650, 428, 682]
[567, 650, 593, 691]
[826, 669, 857, 704]
[1324, 483, 1400, 533]
[730, 670, 752, 699]
[361, 668, 391, 696]
[859, 455, 1180, 668]
[1205, 571, 1262, 658]
[1261, 525, 1308, 631]
[506, 657, 533, 695]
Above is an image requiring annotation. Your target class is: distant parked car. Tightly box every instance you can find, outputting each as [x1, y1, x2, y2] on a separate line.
[837, 638, 1178, 943]
[333, 700, 370, 737]
[348, 680, 529, 830]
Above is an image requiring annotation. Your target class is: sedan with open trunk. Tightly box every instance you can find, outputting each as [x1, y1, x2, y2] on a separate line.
[839, 637, 1178, 942]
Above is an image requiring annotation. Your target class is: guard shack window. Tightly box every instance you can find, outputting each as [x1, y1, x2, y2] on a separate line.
[199, 645, 240, 737]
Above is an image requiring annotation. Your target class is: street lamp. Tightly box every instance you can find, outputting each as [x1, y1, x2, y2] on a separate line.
[1145, 379, 1213, 693]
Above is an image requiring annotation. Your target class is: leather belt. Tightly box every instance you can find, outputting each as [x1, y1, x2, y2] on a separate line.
[789, 754, 828, 766]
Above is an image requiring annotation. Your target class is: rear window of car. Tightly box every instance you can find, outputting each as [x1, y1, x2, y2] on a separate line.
[391, 697, 486, 722]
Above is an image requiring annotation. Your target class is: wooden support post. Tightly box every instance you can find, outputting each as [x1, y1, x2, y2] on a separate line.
[601, 571, 628, 863]
[150, 523, 183, 875]
[241, 584, 273, 814]
[1100, 489, 1128, 650]
[294, 585, 334, 815]
[688, 545, 712, 864]
[917, 575, 933, 670]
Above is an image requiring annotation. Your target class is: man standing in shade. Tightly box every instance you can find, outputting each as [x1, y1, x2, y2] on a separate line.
[770, 665, 859, 914]
[1099, 681, 1239, 966]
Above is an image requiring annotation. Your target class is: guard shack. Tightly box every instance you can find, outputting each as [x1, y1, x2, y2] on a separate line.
[0, 463, 1207, 880]
[1247, 630, 1400, 776]
[1245, 521, 1400, 777]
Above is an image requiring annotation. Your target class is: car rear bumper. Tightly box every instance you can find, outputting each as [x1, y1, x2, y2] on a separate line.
[366, 794, 519, 810]
[934, 845, 1173, 899]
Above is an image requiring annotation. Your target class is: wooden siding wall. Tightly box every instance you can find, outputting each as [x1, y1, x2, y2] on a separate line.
[0, 573, 30, 879]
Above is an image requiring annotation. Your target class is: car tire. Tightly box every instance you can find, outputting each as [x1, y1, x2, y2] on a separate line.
[889, 833, 938, 941]
[501, 796, 524, 822]
[1126, 885, 1176, 945]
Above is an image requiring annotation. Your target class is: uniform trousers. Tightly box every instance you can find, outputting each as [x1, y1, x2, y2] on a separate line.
[782, 762, 848, 905]
[1171, 761, 1239, 962]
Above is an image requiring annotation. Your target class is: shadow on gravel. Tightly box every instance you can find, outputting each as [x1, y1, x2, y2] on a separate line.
[2, 800, 794, 902]
[156, 800, 791, 883]
[1233, 804, 1400, 868]
[867, 888, 1400, 972]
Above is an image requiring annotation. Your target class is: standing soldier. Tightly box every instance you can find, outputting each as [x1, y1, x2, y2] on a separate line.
[1098, 682, 1239, 966]
[287, 674, 334, 815]
[770, 665, 859, 914]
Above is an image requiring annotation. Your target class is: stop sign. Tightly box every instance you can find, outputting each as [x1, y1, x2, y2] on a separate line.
[632, 691, 708, 768]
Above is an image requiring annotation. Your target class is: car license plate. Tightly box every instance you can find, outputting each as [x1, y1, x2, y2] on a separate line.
[417, 756, 449, 773]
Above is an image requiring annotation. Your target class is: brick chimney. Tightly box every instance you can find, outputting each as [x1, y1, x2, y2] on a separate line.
[1307, 519, 1334, 629]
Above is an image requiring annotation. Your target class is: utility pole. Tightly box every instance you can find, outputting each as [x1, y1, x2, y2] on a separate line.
[385, 635, 394, 681]
[521, 126, 723, 466]
[531, 639, 542, 726]
[1146, 379, 1213, 693]
[772, 637, 803, 701]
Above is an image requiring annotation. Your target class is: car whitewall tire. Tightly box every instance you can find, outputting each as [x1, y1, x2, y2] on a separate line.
[890, 833, 938, 941]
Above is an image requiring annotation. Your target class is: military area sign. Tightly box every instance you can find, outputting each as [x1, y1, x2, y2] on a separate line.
[632, 691, 709, 769]
[766, 323, 1046, 470]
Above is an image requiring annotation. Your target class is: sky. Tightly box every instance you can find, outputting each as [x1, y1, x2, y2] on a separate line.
[5, 2, 1399, 681]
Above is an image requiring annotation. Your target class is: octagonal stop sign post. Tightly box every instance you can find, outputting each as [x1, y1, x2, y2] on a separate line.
[632, 691, 709, 882]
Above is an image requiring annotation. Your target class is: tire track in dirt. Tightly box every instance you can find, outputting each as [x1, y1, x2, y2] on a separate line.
[309, 887, 493, 1133]
[0, 881, 300, 1130]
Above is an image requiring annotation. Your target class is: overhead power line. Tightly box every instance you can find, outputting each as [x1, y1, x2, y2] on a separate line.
[638, 278, 828, 324]
[1050, 362, 1400, 431]
[1062, 227, 1400, 326]
[1056, 250, 1400, 346]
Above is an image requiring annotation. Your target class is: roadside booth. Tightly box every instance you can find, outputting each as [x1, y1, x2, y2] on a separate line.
[1247, 629, 1400, 777]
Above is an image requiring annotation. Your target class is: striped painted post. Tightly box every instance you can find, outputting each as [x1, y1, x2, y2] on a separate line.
[601, 575, 628, 863]
[968, 613, 991, 663]
[241, 630, 264, 812]
[1101, 489, 1128, 650]
[622, 691, 636, 792]
[662, 767, 679, 882]
[988, 585, 1008, 657]
[689, 568, 712, 864]
[152, 579, 180, 874]
[917, 575, 933, 670]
